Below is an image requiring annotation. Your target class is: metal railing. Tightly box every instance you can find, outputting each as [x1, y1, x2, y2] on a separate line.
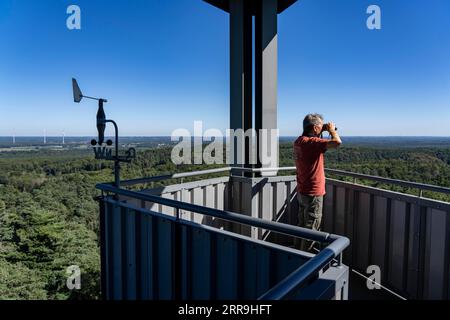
[235, 166, 450, 196]
[100, 167, 448, 299]
[97, 182, 350, 299]
[119, 166, 450, 198]
[324, 168, 450, 196]
[120, 167, 231, 186]
[258, 236, 348, 299]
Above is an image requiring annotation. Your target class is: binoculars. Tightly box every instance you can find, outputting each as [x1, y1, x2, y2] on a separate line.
[321, 124, 338, 132]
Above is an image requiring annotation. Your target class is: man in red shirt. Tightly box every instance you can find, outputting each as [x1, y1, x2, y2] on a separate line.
[293, 113, 342, 251]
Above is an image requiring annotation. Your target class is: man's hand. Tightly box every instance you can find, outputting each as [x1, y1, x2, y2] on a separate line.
[324, 121, 342, 149]
[321, 122, 336, 133]
[326, 122, 337, 133]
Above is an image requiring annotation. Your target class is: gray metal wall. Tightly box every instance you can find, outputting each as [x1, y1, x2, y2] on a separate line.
[127, 174, 449, 299]
[228, 176, 450, 300]
[100, 198, 347, 300]
[134, 175, 298, 241]
[322, 179, 450, 300]
[124, 176, 231, 229]
[227, 175, 298, 243]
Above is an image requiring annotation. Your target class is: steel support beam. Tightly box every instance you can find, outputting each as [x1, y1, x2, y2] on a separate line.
[229, 0, 253, 172]
[255, 0, 278, 176]
[206, 0, 289, 175]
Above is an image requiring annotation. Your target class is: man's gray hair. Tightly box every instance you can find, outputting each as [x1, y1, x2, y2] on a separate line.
[303, 113, 324, 132]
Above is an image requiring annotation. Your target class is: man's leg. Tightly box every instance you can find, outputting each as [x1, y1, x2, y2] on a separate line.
[299, 194, 323, 252]
[294, 193, 307, 249]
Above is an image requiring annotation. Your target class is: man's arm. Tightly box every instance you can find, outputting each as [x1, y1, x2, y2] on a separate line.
[325, 122, 342, 149]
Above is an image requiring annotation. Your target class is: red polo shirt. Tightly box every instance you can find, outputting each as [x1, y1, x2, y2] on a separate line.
[293, 135, 328, 196]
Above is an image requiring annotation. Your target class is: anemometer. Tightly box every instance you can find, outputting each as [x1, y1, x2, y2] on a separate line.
[72, 78, 136, 188]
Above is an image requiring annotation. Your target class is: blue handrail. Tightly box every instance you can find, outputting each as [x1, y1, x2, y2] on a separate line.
[258, 237, 349, 300]
[96, 182, 349, 299]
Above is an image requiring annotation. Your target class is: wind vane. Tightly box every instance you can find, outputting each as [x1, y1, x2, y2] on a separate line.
[72, 78, 136, 187]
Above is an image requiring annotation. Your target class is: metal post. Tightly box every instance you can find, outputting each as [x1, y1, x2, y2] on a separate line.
[255, 0, 279, 176]
[229, 0, 253, 174]
[106, 119, 120, 188]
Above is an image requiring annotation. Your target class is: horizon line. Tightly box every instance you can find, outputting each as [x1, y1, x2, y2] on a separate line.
[1, 135, 450, 138]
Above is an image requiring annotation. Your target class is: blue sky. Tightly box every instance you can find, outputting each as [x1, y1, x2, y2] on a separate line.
[0, 0, 449, 137]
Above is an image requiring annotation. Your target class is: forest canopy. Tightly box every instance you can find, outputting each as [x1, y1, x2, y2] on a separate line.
[0, 142, 449, 299]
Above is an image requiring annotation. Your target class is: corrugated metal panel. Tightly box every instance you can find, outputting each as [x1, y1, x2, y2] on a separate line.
[111, 205, 123, 299]
[190, 228, 212, 299]
[288, 182, 299, 227]
[100, 199, 347, 300]
[324, 178, 450, 300]
[256, 246, 271, 296]
[371, 196, 388, 279]
[143, 199, 158, 212]
[114, 175, 449, 299]
[228, 180, 243, 235]
[406, 204, 421, 298]
[273, 181, 298, 245]
[216, 234, 239, 299]
[191, 187, 204, 224]
[180, 224, 189, 299]
[138, 177, 230, 221]
[205, 185, 215, 208]
[259, 181, 274, 238]
[323, 183, 334, 233]
[335, 187, 346, 235]
[179, 188, 191, 220]
[157, 218, 173, 299]
[212, 183, 227, 229]
[424, 208, 447, 299]
[241, 179, 253, 237]
[344, 188, 355, 264]
[201, 185, 214, 226]
[216, 183, 225, 211]
[139, 213, 152, 299]
[141, 176, 300, 241]
[265, 183, 274, 221]
[285, 182, 293, 226]
[160, 193, 175, 216]
[232, 179, 242, 213]
[355, 192, 371, 270]
[241, 242, 258, 298]
[101, 202, 109, 299]
[388, 200, 407, 291]
[124, 209, 137, 299]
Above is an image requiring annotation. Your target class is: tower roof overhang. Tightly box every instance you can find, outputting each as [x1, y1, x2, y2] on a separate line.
[203, 0, 298, 15]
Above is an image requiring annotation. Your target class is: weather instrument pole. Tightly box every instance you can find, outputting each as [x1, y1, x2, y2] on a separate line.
[71, 78, 135, 189]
